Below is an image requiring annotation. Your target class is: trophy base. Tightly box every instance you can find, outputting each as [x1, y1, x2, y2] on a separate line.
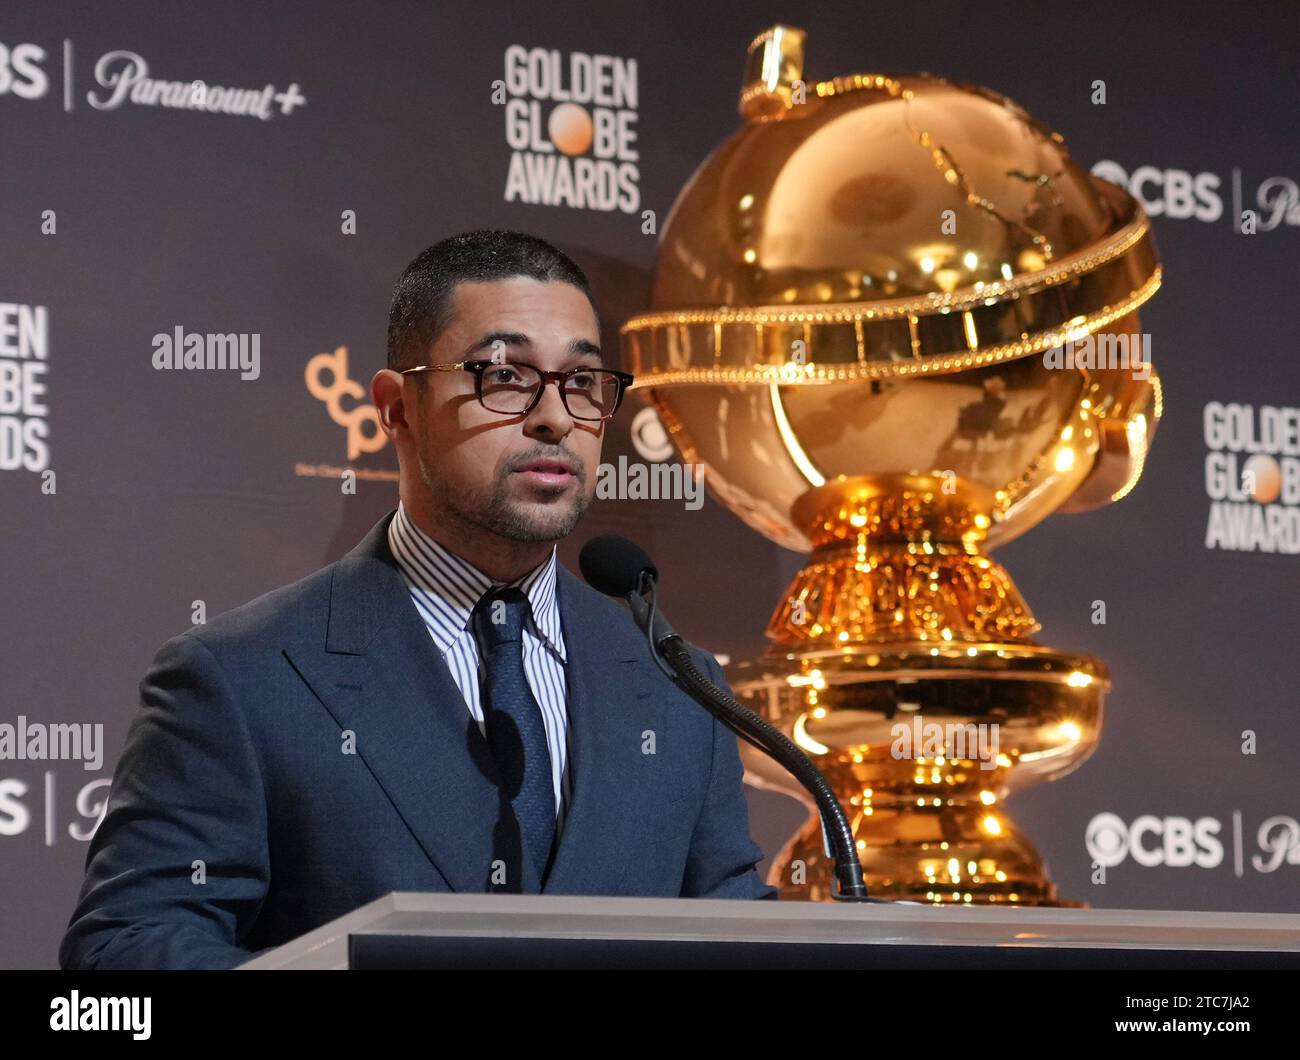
[768, 800, 1084, 907]
[729, 642, 1107, 906]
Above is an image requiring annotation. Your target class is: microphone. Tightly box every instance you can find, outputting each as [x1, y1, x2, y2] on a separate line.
[579, 534, 877, 902]
[578, 535, 677, 654]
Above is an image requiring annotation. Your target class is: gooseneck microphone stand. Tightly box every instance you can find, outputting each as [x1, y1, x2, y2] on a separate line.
[622, 567, 877, 903]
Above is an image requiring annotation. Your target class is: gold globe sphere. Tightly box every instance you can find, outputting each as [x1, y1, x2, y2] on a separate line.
[623, 25, 1162, 555]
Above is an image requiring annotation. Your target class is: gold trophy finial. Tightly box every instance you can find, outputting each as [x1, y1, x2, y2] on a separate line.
[739, 24, 806, 120]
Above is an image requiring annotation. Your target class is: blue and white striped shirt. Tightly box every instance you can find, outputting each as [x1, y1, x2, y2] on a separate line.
[387, 502, 572, 834]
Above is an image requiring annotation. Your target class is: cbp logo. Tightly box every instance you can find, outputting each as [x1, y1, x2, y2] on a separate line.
[1086, 812, 1223, 869]
[304, 346, 385, 460]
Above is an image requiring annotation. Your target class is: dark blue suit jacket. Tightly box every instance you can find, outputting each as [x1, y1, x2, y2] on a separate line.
[60, 511, 776, 969]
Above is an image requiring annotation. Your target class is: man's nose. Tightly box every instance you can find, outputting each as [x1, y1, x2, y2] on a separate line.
[523, 378, 575, 439]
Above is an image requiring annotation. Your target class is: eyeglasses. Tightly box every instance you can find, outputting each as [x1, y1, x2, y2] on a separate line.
[400, 359, 635, 421]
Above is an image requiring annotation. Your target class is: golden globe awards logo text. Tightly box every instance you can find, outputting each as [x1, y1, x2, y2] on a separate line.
[499, 45, 639, 213]
[1204, 402, 1300, 553]
[0, 301, 49, 473]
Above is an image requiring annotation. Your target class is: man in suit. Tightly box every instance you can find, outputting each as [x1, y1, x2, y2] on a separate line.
[59, 229, 777, 971]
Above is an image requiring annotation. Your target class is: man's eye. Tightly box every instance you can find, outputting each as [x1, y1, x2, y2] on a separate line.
[489, 366, 524, 384]
[569, 371, 596, 389]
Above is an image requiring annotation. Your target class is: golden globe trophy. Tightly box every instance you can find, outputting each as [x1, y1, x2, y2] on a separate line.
[620, 25, 1163, 904]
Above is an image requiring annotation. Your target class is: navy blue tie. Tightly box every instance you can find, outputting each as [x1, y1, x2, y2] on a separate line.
[471, 585, 556, 886]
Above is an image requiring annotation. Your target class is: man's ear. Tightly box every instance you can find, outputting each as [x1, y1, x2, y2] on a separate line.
[371, 369, 409, 440]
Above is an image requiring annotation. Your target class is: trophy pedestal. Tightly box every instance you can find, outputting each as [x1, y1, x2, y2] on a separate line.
[730, 639, 1107, 906]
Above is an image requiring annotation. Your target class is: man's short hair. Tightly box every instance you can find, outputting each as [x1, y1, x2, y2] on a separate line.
[386, 229, 599, 373]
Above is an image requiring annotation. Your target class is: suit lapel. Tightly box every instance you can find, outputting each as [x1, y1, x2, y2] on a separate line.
[541, 565, 664, 894]
[285, 511, 543, 895]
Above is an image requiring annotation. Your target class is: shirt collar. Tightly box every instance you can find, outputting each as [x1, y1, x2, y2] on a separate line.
[387, 502, 566, 662]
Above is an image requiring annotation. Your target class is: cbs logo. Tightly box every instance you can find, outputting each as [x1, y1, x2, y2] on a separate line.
[628, 405, 674, 462]
[1086, 812, 1223, 869]
[1091, 160, 1222, 223]
[0, 42, 49, 99]
[304, 346, 386, 460]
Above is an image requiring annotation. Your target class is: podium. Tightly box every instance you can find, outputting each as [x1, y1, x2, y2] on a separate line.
[237, 893, 1300, 970]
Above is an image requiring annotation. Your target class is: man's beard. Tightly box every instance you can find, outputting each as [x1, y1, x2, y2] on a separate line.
[416, 444, 591, 544]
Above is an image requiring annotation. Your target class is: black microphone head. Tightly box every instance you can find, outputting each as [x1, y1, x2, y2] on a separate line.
[579, 535, 658, 597]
